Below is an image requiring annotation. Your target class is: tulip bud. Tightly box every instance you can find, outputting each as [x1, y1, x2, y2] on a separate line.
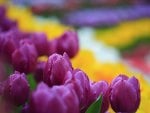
[29, 82, 51, 113]
[57, 30, 79, 58]
[12, 43, 38, 73]
[89, 81, 110, 113]
[65, 69, 90, 112]
[110, 75, 140, 113]
[31, 33, 49, 56]
[0, 29, 21, 61]
[29, 82, 79, 113]
[3, 71, 29, 106]
[51, 85, 80, 113]
[43, 53, 73, 86]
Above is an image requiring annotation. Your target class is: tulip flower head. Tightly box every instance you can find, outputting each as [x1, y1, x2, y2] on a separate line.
[31, 33, 49, 56]
[0, 29, 21, 61]
[90, 81, 110, 113]
[57, 30, 79, 58]
[43, 53, 73, 86]
[65, 69, 91, 112]
[29, 82, 79, 113]
[110, 75, 140, 113]
[3, 71, 29, 106]
[12, 43, 38, 73]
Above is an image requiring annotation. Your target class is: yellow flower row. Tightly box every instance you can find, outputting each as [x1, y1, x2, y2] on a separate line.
[6, 5, 71, 39]
[95, 19, 150, 47]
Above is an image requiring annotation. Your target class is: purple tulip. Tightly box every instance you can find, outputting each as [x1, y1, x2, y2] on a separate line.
[51, 85, 80, 113]
[31, 33, 49, 56]
[29, 82, 79, 113]
[2, 35, 18, 59]
[3, 71, 29, 106]
[29, 82, 51, 113]
[43, 53, 73, 86]
[65, 69, 90, 112]
[89, 81, 110, 113]
[12, 43, 38, 73]
[57, 30, 79, 58]
[110, 75, 140, 113]
[0, 29, 21, 61]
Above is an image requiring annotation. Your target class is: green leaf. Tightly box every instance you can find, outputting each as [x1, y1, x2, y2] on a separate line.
[86, 95, 102, 113]
[27, 74, 37, 90]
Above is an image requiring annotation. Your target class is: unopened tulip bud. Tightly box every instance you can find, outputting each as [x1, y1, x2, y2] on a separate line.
[90, 81, 110, 113]
[29, 82, 79, 113]
[65, 69, 90, 112]
[0, 29, 21, 61]
[29, 82, 51, 113]
[110, 75, 140, 113]
[57, 30, 79, 58]
[43, 53, 72, 86]
[12, 43, 38, 73]
[31, 33, 49, 56]
[3, 71, 29, 106]
[51, 85, 79, 113]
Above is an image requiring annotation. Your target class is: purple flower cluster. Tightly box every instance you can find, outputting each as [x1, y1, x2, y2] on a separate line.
[0, 30, 79, 73]
[12, 0, 150, 13]
[23, 53, 140, 113]
[28, 83, 79, 113]
[24, 53, 111, 113]
[0, 6, 79, 74]
[0, 53, 141, 113]
[0, 5, 141, 113]
[63, 5, 150, 27]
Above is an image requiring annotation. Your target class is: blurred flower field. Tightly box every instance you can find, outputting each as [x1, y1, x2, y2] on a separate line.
[0, 1, 150, 113]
